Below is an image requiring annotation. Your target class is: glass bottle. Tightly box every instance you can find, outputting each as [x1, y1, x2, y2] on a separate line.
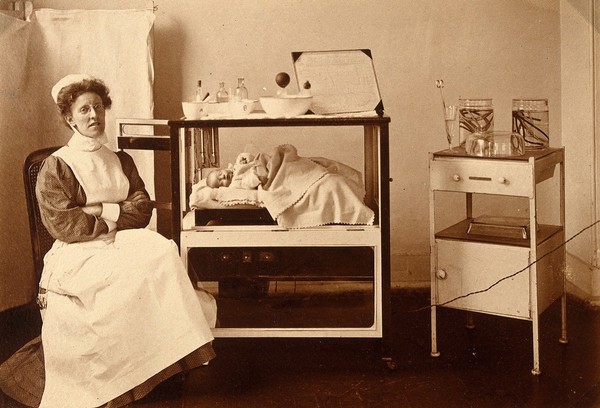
[194, 80, 203, 102]
[458, 98, 494, 146]
[216, 81, 229, 103]
[512, 98, 549, 149]
[234, 77, 248, 101]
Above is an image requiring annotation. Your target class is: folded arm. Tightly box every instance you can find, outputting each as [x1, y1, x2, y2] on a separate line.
[36, 156, 109, 242]
[114, 151, 153, 230]
[36, 153, 152, 243]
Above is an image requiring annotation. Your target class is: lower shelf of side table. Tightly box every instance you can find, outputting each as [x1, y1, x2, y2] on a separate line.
[433, 229, 565, 319]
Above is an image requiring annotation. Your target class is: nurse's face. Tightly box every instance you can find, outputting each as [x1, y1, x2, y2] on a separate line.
[67, 92, 106, 138]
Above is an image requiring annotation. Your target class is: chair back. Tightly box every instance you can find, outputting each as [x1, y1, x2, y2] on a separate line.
[23, 146, 60, 279]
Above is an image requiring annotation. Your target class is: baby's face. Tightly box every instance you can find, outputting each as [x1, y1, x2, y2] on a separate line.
[207, 168, 233, 188]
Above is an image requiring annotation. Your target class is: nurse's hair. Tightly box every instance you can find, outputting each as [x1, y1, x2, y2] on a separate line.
[55, 77, 112, 128]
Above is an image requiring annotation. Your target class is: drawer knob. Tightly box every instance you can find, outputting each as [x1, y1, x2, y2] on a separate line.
[498, 177, 507, 184]
[436, 269, 447, 280]
[452, 174, 461, 182]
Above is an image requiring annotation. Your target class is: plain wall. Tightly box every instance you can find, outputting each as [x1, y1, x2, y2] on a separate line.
[152, 0, 563, 287]
[2, 0, 578, 312]
[560, 0, 595, 297]
[559, 0, 600, 302]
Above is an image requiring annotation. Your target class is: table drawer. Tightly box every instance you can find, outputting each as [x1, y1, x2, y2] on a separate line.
[430, 158, 533, 196]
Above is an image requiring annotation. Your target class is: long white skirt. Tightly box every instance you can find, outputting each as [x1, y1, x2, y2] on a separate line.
[38, 229, 215, 408]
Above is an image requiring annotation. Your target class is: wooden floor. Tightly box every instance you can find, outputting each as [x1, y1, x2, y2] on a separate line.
[2, 289, 600, 408]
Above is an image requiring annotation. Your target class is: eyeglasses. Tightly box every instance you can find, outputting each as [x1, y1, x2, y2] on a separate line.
[78, 103, 105, 115]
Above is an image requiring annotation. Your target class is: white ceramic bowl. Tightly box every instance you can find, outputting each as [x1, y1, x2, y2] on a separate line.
[206, 101, 230, 115]
[259, 96, 313, 117]
[182, 101, 208, 119]
[229, 99, 257, 117]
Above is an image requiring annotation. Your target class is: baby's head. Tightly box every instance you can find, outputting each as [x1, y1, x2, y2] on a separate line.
[206, 168, 233, 188]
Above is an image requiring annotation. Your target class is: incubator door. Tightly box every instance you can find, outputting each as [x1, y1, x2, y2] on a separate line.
[188, 246, 376, 329]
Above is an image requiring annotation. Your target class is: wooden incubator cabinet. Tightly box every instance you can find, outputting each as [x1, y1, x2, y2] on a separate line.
[117, 114, 396, 369]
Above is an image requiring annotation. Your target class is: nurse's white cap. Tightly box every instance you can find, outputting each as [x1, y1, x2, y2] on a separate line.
[51, 74, 93, 103]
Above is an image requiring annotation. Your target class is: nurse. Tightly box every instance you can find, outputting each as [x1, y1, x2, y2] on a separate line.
[2, 74, 216, 408]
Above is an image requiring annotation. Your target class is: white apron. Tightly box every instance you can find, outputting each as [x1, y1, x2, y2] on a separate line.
[39, 136, 214, 408]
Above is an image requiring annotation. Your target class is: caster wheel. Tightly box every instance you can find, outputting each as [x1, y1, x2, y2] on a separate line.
[382, 358, 397, 371]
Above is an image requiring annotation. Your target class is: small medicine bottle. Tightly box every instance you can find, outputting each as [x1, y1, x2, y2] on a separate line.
[194, 80, 203, 102]
[234, 77, 248, 101]
[216, 81, 229, 103]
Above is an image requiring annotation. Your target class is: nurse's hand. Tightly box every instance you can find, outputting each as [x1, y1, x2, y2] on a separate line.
[126, 191, 148, 202]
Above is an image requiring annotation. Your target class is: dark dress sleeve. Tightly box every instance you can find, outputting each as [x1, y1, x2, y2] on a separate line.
[36, 155, 109, 243]
[114, 151, 153, 230]
[36, 152, 154, 243]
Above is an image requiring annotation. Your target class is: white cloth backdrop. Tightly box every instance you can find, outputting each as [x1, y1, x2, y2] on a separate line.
[0, 12, 38, 311]
[0, 9, 155, 311]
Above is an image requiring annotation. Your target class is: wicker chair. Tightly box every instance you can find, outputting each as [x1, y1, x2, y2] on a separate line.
[23, 146, 60, 280]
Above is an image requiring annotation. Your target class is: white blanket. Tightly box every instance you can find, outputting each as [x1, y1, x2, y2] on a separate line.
[189, 145, 374, 228]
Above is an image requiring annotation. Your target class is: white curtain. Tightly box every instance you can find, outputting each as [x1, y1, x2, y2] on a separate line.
[0, 12, 38, 312]
[30, 8, 156, 185]
[0, 8, 155, 311]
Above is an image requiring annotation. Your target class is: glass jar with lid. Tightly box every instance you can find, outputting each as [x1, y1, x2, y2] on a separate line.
[458, 98, 494, 146]
[466, 131, 524, 157]
[512, 98, 549, 149]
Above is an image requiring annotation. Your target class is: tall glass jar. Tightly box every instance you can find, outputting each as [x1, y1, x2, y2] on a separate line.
[512, 98, 549, 149]
[458, 98, 494, 146]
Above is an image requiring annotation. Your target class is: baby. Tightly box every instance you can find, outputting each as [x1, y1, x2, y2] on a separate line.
[206, 152, 268, 189]
[206, 168, 233, 188]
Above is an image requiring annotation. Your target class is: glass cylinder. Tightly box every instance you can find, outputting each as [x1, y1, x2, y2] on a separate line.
[466, 131, 524, 157]
[458, 98, 494, 146]
[512, 98, 549, 149]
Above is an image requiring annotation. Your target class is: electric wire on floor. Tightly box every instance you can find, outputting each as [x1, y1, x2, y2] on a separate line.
[411, 219, 600, 313]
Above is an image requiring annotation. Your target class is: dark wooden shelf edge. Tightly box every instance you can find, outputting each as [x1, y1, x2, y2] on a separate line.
[117, 136, 171, 151]
[432, 146, 562, 162]
[168, 114, 391, 129]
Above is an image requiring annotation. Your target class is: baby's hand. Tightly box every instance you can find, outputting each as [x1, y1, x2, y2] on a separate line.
[236, 152, 254, 165]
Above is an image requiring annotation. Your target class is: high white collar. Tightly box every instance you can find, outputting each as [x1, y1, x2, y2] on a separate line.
[67, 129, 109, 152]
